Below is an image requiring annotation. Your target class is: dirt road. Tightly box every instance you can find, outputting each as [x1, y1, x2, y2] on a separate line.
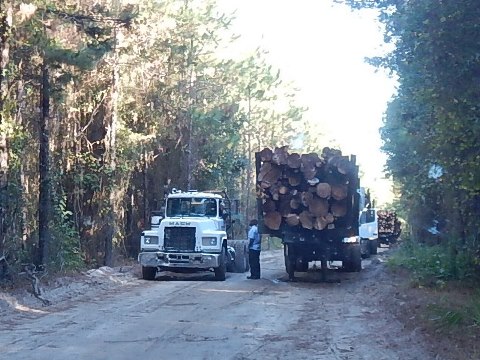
[0, 249, 437, 360]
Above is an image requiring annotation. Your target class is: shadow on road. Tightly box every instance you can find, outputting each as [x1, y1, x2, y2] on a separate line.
[154, 271, 227, 282]
[275, 266, 358, 285]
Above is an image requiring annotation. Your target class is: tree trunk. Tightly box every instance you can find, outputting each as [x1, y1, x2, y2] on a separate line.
[0, 2, 12, 261]
[17, 78, 29, 251]
[186, 37, 197, 191]
[245, 86, 252, 223]
[143, 148, 149, 225]
[104, 29, 120, 267]
[37, 60, 51, 266]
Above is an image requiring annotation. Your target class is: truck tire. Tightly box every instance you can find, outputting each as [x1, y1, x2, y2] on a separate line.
[369, 239, 378, 255]
[226, 246, 235, 272]
[284, 245, 295, 280]
[214, 248, 227, 281]
[233, 244, 248, 273]
[344, 245, 362, 272]
[226, 260, 235, 273]
[296, 258, 309, 272]
[142, 266, 156, 280]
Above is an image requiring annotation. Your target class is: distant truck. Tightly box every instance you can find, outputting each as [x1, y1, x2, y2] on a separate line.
[377, 210, 401, 245]
[359, 207, 379, 257]
[255, 147, 362, 280]
[357, 187, 379, 257]
[138, 190, 249, 281]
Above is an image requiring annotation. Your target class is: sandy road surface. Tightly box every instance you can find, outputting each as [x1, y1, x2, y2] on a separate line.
[0, 249, 436, 360]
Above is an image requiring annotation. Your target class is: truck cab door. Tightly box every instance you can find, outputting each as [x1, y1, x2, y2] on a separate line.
[359, 209, 378, 239]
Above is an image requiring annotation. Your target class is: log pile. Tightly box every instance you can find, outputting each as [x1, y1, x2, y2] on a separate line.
[377, 210, 397, 235]
[257, 146, 358, 231]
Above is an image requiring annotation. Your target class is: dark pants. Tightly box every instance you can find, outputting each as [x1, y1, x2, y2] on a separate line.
[249, 249, 261, 278]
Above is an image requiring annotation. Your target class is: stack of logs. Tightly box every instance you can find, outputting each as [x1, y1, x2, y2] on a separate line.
[377, 210, 397, 234]
[257, 146, 358, 231]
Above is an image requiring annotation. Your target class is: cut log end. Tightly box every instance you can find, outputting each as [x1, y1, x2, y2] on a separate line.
[272, 146, 289, 165]
[264, 211, 282, 230]
[299, 210, 314, 229]
[316, 182, 331, 198]
[285, 214, 300, 227]
[331, 184, 348, 201]
[308, 197, 329, 217]
[331, 201, 348, 218]
[287, 153, 301, 169]
[259, 147, 273, 162]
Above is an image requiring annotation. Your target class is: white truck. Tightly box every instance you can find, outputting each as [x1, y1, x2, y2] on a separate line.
[138, 190, 249, 281]
[359, 208, 379, 257]
[358, 188, 379, 257]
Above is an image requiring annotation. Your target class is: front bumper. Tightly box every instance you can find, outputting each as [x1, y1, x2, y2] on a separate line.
[138, 251, 221, 269]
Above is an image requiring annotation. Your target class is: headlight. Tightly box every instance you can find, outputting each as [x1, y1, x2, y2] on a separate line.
[342, 236, 359, 244]
[144, 235, 159, 244]
[202, 237, 218, 246]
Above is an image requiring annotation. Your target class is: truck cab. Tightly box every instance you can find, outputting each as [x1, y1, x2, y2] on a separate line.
[138, 190, 248, 281]
[359, 208, 379, 257]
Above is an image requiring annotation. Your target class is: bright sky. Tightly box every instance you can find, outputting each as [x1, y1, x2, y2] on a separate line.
[217, 0, 398, 206]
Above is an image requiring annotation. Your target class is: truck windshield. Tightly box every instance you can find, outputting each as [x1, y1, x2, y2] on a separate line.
[166, 197, 217, 217]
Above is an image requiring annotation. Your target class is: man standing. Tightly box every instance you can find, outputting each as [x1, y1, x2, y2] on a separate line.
[247, 219, 261, 279]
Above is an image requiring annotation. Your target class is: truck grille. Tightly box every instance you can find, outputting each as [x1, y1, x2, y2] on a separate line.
[164, 227, 196, 252]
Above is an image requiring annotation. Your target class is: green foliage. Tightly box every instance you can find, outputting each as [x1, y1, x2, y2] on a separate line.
[49, 177, 84, 272]
[48, 212, 84, 272]
[427, 303, 465, 329]
[45, 43, 110, 71]
[190, 105, 244, 189]
[425, 291, 480, 329]
[263, 236, 283, 251]
[388, 239, 478, 286]
[73, 152, 102, 192]
[1, 0, 311, 268]
[342, 0, 480, 281]
[471, 293, 480, 327]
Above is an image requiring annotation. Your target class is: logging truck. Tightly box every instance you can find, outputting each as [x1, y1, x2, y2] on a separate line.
[138, 190, 249, 281]
[255, 147, 362, 280]
[377, 210, 401, 245]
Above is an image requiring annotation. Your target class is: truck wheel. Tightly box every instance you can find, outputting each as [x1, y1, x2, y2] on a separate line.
[245, 242, 250, 272]
[344, 245, 362, 272]
[296, 258, 309, 272]
[142, 266, 156, 280]
[234, 244, 248, 273]
[226, 246, 235, 272]
[351, 245, 362, 272]
[284, 245, 295, 280]
[214, 248, 227, 281]
[369, 239, 378, 255]
[360, 238, 370, 259]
